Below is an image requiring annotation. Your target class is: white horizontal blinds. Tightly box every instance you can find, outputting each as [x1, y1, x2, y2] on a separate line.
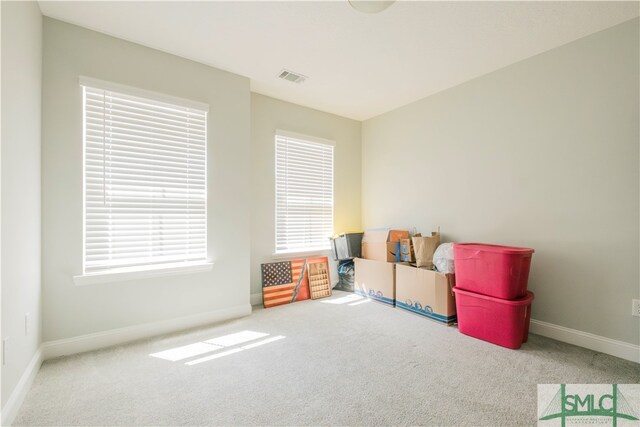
[82, 84, 208, 273]
[275, 133, 334, 253]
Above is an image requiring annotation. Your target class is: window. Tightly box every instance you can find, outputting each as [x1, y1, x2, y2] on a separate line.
[81, 77, 208, 274]
[275, 131, 334, 254]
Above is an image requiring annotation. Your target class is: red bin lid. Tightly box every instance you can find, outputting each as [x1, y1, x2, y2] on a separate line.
[453, 243, 534, 255]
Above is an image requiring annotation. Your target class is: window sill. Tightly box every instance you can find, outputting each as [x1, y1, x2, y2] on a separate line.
[271, 249, 332, 260]
[73, 261, 214, 286]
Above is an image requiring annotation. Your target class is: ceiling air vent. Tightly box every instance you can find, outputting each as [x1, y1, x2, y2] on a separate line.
[278, 69, 307, 84]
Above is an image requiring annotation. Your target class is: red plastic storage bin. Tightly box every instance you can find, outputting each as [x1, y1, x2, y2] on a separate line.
[453, 287, 534, 349]
[453, 243, 534, 299]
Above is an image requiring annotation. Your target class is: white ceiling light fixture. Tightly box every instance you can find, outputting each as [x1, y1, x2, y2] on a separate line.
[349, 0, 396, 14]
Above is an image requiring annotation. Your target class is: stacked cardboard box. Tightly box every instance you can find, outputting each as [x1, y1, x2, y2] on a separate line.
[353, 257, 396, 306]
[354, 228, 457, 325]
[360, 229, 407, 262]
[354, 229, 408, 306]
[395, 263, 456, 324]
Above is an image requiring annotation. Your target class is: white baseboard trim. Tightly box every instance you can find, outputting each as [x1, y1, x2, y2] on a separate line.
[530, 319, 640, 364]
[1, 346, 43, 427]
[250, 292, 263, 307]
[42, 304, 252, 360]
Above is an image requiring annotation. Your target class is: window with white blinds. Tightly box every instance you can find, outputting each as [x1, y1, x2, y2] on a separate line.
[275, 131, 334, 254]
[81, 78, 208, 274]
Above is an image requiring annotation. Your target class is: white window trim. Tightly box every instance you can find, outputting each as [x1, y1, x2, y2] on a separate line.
[275, 129, 335, 147]
[274, 130, 334, 255]
[73, 261, 214, 286]
[78, 76, 210, 112]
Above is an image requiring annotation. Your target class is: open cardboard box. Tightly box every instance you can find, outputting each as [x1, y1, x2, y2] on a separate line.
[354, 257, 396, 306]
[361, 229, 408, 262]
[395, 263, 457, 324]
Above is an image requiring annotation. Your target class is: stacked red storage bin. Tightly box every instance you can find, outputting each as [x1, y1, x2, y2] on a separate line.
[452, 243, 535, 349]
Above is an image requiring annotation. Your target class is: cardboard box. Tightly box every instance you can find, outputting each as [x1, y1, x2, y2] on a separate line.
[395, 263, 456, 324]
[389, 229, 410, 242]
[362, 241, 400, 262]
[361, 229, 408, 262]
[400, 253, 413, 263]
[400, 238, 414, 263]
[354, 257, 396, 306]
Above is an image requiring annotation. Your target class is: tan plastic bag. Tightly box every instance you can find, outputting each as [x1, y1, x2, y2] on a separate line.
[412, 231, 441, 269]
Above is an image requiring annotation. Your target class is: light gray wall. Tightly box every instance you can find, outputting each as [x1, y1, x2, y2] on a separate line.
[362, 18, 640, 345]
[250, 93, 362, 300]
[42, 18, 251, 341]
[1, 0, 42, 409]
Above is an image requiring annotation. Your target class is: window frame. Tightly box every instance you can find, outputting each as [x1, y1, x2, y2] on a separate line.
[274, 130, 335, 256]
[75, 77, 212, 283]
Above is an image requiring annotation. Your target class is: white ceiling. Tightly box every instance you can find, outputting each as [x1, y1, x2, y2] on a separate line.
[38, 1, 639, 121]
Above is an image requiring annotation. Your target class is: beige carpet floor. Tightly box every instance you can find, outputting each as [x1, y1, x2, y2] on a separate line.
[13, 291, 640, 426]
